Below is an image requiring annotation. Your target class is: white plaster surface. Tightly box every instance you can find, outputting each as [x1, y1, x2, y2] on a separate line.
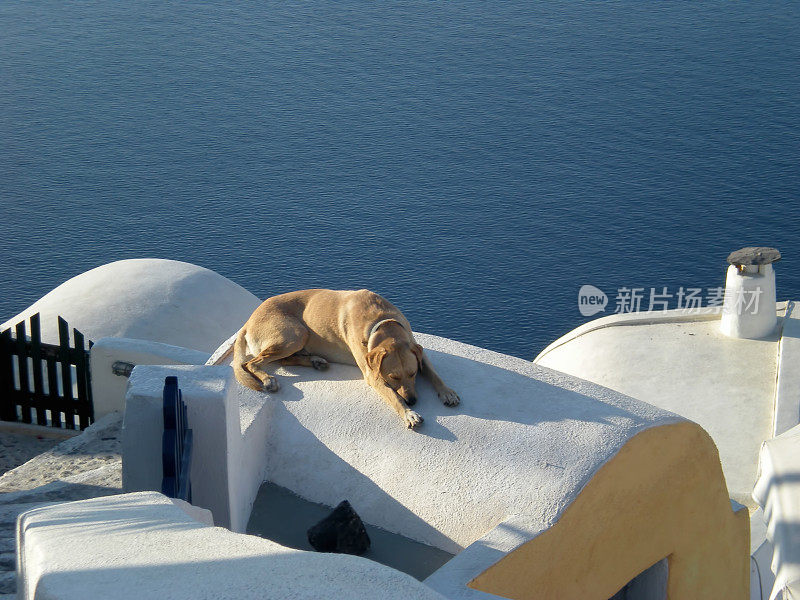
[17, 491, 446, 600]
[753, 424, 800, 600]
[774, 301, 800, 437]
[123, 363, 273, 533]
[206, 330, 239, 365]
[751, 538, 776, 600]
[1, 259, 260, 353]
[170, 497, 215, 526]
[125, 332, 685, 558]
[91, 337, 211, 419]
[536, 306, 724, 360]
[535, 309, 779, 509]
[123, 365, 241, 529]
[424, 515, 535, 599]
[721, 264, 778, 340]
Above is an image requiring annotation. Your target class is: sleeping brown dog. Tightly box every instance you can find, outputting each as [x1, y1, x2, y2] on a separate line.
[232, 289, 459, 429]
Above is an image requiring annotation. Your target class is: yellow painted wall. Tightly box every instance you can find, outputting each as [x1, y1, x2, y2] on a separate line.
[469, 422, 749, 600]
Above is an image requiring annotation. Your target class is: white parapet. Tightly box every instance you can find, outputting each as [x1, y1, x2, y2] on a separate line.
[16, 491, 445, 600]
[774, 301, 800, 437]
[753, 424, 800, 600]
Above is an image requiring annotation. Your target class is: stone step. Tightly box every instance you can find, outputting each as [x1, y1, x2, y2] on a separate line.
[0, 502, 53, 538]
[0, 463, 122, 508]
[0, 413, 122, 497]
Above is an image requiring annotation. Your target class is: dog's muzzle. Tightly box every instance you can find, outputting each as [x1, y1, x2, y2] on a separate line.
[400, 390, 417, 406]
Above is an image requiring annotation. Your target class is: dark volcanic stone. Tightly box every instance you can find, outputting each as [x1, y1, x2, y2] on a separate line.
[307, 500, 371, 555]
[726, 246, 781, 266]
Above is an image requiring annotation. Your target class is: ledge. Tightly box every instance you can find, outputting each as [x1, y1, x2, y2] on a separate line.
[17, 492, 445, 600]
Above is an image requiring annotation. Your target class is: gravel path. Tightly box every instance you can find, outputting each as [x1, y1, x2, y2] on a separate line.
[0, 414, 124, 596]
[0, 431, 63, 477]
[0, 414, 122, 494]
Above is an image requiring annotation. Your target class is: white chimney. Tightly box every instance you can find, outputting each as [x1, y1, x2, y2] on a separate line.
[720, 247, 780, 339]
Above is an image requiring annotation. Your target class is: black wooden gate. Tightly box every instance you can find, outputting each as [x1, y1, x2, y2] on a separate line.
[0, 313, 94, 430]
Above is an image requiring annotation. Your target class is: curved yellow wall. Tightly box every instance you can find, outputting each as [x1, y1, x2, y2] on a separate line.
[469, 422, 749, 600]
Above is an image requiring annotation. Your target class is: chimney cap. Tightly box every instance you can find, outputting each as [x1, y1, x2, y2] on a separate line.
[726, 246, 781, 266]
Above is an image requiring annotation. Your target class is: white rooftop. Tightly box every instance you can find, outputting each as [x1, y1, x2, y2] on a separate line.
[535, 305, 792, 511]
[1, 259, 260, 353]
[205, 331, 687, 552]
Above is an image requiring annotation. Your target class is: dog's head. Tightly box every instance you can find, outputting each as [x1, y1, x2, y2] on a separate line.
[366, 341, 423, 405]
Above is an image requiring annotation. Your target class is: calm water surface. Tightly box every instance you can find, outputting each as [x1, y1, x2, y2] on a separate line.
[2, 3, 799, 358]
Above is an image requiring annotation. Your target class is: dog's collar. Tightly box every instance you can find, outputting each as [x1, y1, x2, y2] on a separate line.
[365, 319, 402, 349]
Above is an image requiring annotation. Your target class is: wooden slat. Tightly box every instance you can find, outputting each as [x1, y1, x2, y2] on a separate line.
[162, 380, 178, 497]
[162, 377, 179, 498]
[29, 314, 47, 426]
[177, 429, 193, 502]
[177, 389, 184, 466]
[73, 328, 90, 429]
[162, 430, 177, 497]
[15, 321, 31, 423]
[57, 317, 76, 430]
[177, 390, 193, 502]
[85, 344, 94, 424]
[0, 330, 16, 422]
[46, 356, 62, 428]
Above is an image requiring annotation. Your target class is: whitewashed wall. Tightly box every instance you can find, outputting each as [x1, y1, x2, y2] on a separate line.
[91, 337, 210, 419]
[122, 364, 273, 532]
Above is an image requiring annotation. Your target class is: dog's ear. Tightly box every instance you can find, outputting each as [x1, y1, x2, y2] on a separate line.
[411, 344, 424, 373]
[366, 347, 387, 373]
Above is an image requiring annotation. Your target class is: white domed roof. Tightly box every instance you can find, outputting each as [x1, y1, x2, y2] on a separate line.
[2, 259, 260, 352]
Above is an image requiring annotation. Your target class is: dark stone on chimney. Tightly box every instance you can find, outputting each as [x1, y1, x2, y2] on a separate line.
[726, 247, 781, 266]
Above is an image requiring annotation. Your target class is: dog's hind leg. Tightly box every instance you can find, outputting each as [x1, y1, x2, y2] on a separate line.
[243, 326, 309, 392]
[244, 345, 302, 392]
[279, 352, 329, 371]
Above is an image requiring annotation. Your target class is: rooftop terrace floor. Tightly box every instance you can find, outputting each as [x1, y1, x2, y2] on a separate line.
[535, 309, 785, 511]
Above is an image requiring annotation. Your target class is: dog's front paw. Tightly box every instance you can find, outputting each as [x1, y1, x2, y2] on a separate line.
[263, 376, 280, 393]
[311, 356, 329, 371]
[404, 410, 424, 429]
[438, 388, 460, 407]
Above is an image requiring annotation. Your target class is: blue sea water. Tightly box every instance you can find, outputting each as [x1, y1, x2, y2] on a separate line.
[1, 2, 799, 359]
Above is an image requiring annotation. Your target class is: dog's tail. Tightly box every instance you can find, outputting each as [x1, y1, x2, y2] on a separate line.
[233, 328, 263, 391]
